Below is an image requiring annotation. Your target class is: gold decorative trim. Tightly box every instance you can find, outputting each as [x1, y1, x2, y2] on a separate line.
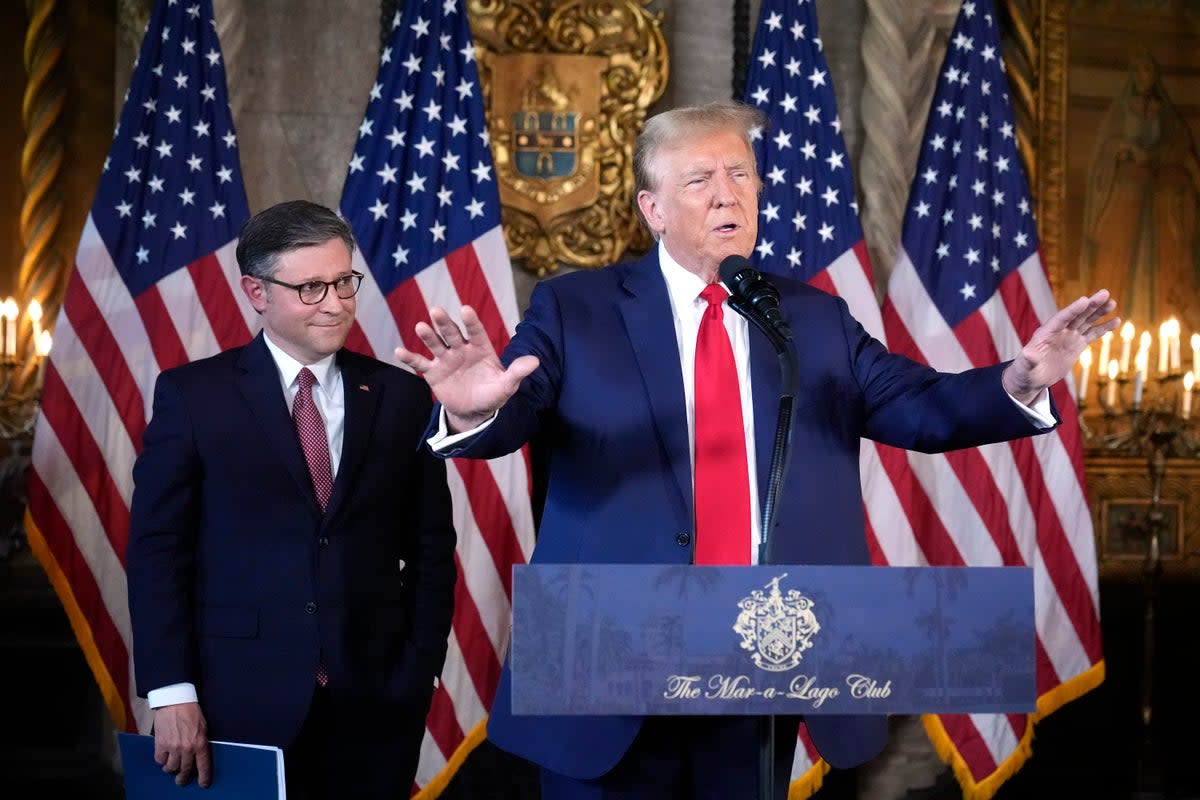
[1032, 0, 1067, 297]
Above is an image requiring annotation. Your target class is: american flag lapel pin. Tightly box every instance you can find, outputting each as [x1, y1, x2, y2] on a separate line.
[359, 384, 370, 392]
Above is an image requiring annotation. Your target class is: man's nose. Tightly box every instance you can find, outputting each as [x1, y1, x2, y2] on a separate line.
[711, 174, 738, 207]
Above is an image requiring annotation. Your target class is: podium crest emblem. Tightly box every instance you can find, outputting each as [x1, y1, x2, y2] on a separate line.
[733, 574, 820, 672]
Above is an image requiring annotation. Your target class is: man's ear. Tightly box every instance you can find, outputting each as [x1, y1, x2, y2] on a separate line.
[636, 190, 665, 237]
[240, 275, 267, 314]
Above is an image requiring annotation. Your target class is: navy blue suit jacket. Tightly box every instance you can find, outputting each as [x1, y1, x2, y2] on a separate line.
[127, 332, 456, 749]
[439, 250, 1054, 778]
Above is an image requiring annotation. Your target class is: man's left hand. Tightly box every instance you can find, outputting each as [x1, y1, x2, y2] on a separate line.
[1002, 289, 1120, 405]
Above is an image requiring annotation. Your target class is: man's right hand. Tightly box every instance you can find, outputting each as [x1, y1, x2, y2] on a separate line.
[153, 702, 211, 788]
[395, 305, 539, 432]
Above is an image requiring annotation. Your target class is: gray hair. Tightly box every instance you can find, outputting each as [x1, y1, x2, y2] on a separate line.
[235, 200, 356, 279]
[632, 102, 766, 231]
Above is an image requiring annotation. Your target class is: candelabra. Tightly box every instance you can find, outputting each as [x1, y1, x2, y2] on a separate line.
[0, 298, 51, 560]
[1077, 331, 1199, 800]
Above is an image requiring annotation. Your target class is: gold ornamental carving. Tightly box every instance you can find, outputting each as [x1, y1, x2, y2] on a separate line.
[469, 0, 668, 276]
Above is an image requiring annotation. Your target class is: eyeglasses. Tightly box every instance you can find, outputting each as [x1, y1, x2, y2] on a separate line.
[259, 271, 363, 305]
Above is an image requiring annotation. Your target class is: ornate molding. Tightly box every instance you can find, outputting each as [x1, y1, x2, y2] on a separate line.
[19, 0, 66, 392]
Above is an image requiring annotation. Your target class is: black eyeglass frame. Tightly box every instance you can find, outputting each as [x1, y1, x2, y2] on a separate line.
[259, 271, 364, 305]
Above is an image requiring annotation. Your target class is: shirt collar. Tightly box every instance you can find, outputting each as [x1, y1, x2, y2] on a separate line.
[657, 241, 727, 313]
[261, 331, 338, 389]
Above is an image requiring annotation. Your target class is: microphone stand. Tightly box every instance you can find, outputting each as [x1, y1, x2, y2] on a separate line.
[726, 295, 800, 800]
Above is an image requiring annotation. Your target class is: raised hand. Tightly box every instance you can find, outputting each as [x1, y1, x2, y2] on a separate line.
[1002, 289, 1120, 405]
[395, 305, 539, 432]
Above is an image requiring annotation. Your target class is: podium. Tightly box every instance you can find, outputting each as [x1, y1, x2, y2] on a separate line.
[510, 564, 1035, 717]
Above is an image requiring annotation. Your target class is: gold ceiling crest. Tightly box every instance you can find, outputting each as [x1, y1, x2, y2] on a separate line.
[469, 0, 668, 275]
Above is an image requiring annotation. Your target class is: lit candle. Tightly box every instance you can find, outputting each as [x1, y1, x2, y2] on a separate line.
[1193, 333, 1200, 381]
[1138, 331, 1152, 372]
[1134, 350, 1147, 408]
[27, 299, 42, 347]
[1185, 372, 1195, 420]
[0, 297, 16, 358]
[1078, 347, 1092, 404]
[35, 328, 52, 387]
[1107, 359, 1119, 407]
[1159, 320, 1170, 375]
[1120, 322, 1135, 374]
[1098, 330, 1112, 379]
[1169, 318, 1181, 372]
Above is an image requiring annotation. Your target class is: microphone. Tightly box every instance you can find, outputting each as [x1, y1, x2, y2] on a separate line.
[718, 255, 792, 341]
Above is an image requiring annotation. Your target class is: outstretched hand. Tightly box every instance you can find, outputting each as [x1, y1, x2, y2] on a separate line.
[395, 305, 539, 432]
[1002, 289, 1120, 405]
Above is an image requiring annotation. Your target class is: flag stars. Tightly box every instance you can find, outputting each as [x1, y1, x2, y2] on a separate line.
[142, 211, 157, 228]
[406, 172, 427, 193]
[965, 248, 981, 265]
[991, 255, 1001, 272]
[773, 130, 792, 150]
[442, 152, 461, 172]
[992, 222, 1001, 238]
[216, 166, 233, 183]
[922, 167, 938, 185]
[972, 179, 986, 196]
[136, 246, 150, 264]
[173, 71, 188, 89]
[116, 201, 133, 218]
[1001, 121, 1014, 140]
[143, 98, 157, 114]
[1014, 231, 1029, 248]
[975, 144, 988, 162]
[369, 82, 382, 101]
[472, 161, 492, 183]
[156, 141, 174, 158]
[431, 221, 447, 242]
[447, 115, 468, 136]
[432, 65, 446, 87]
[915, 201, 931, 218]
[937, 100, 952, 118]
[765, 10, 783, 30]
[179, 188, 195, 205]
[757, 48, 777, 69]
[392, 243, 409, 266]
[399, 209, 417, 230]
[359, 118, 374, 138]
[386, 127, 406, 148]
[820, 186, 839, 207]
[982, 44, 996, 62]
[455, 78, 474, 101]
[395, 90, 415, 111]
[941, 209, 954, 225]
[134, 132, 150, 149]
[148, 176, 165, 193]
[795, 176, 813, 195]
[423, 99, 443, 122]
[348, 153, 365, 173]
[931, 134, 946, 151]
[415, 136, 436, 158]
[996, 156, 1010, 173]
[785, 57, 802, 77]
[466, 198, 486, 219]
[193, 120, 210, 137]
[201, 84, 216, 102]
[825, 151, 844, 171]
[205, 48, 220, 66]
[125, 166, 142, 183]
[369, 198, 389, 220]
[377, 164, 398, 184]
[960, 283, 977, 300]
[803, 105, 821, 125]
[992, 189, 1005, 205]
[756, 240, 775, 258]
[817, 222, 835, 242]
[792, 211, 807, 230]
[1019, 198, 1030, 215]
[403, 53, 422, 75]
[222, 131, 237, 148]
[411, 15, 431, 37]
[800, 141, 817, 160]
[807, 67, 827, 87]
[437, 187, 453, 206]
[937, 242, 951, 259]
[751, 86, 770, 105]
[968, 213, 983, 230]
[786, 248, 802, 269]
[780, 94, 798, 113]
[763, 202, 781, 222]
[171, 222, 187, 240]
[210, 202, 226, 218]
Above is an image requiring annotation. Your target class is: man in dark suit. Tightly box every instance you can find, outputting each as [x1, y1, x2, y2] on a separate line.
[395, 103, 1118, 798]
[127, 200, 456, 798]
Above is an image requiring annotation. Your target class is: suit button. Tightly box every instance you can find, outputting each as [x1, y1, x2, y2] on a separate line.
[318, 537, 329, 547]
[305, 602, 318, 614]
[676, 532, 691, 546]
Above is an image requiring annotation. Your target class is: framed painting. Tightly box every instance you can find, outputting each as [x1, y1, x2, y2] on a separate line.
[1031, 0, 1200, 334]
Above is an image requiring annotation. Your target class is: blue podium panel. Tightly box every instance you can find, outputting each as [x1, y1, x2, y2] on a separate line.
[511, 565, 1035, 716]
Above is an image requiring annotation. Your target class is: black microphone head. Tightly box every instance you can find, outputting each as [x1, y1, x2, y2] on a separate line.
[718, 254, 757, 288]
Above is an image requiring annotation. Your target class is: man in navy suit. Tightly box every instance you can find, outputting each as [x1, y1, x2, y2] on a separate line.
[396, 103, 1118, 799]
[127, 200, 456, 798]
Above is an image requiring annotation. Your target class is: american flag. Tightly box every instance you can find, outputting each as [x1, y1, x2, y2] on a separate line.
[744, 0, 898, 794]
[337, 1, 535, 795]
[880, 1, 1102, 797]
[25, 0, 251, 737]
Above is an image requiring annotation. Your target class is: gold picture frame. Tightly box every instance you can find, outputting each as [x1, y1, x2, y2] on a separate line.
[1030, 0, 1200, 331]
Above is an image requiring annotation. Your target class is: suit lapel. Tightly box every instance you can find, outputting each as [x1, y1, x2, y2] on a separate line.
[616, 254, 694, 523]
[325, 351, 379, 522]
[235, 333, 319, 512]
[749, 321, 783, 514]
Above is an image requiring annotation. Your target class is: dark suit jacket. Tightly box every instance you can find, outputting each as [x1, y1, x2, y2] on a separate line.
[438, 249, 1055, 779]
[127, 332, 456, 752]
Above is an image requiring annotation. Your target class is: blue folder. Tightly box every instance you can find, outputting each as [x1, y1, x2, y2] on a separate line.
[118, 732, 285, 799]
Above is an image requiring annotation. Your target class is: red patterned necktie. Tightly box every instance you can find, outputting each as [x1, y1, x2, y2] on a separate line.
[693, 284, 752, 565]
[293, 367, 332, 687]
[293, 367, 333, 512]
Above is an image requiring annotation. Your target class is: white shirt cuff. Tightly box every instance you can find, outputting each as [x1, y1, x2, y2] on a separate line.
[148, 683, 198, 708]
[1008, 388, 1055, 428]
[428, 407, 497, 452]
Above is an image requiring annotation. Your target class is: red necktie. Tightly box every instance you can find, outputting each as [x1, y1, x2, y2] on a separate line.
[693, 284, 752, 565]
[293, 367, 332, 687]
[293, 367, 333, 511]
